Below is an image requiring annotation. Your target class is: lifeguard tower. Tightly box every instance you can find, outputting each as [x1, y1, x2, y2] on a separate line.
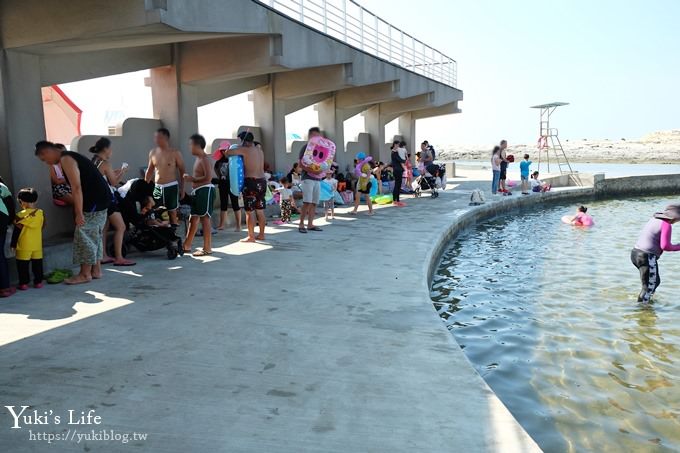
[531, 102, 573, 174]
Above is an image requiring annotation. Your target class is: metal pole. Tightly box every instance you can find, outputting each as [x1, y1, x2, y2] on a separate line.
[322, 0, 327, 33]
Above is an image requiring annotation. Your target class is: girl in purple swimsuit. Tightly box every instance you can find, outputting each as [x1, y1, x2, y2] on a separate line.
[631, 204, 680, 302]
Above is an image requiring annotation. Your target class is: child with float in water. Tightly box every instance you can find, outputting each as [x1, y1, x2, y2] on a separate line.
[564, 205, 594, 227]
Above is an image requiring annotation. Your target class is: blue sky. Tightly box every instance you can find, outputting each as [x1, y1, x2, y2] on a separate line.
[361, 0, 680, 145]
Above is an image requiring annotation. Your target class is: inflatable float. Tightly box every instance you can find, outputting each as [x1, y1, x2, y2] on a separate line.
[319, 180, 334, 202]
[301, 136, 336, 179]
[228, 153, 245, 196]
[562, 215, 594, 227]
[373, 194, 393, 205]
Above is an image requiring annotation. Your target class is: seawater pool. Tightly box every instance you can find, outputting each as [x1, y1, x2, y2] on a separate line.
[431, 196, 680, 452]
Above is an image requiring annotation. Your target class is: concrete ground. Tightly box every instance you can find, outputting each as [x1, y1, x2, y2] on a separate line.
[0, 170, 541, 452]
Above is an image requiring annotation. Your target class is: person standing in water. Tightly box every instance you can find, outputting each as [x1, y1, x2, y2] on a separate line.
[145, 128, 185, 226]
[631, 204, 680, 303]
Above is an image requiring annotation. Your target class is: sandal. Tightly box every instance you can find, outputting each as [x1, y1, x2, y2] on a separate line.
[298, 227, 308, 234]
[113, 259, 136, 267]
[308, 226, 323, 232]
[192, 249, 212, 257]
[101, 257, 115, 265]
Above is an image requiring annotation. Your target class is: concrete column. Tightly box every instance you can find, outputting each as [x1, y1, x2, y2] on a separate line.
[398, 113, 416, 159]
[364, 105, 388, 162]
[252, 84, 284, 169]
[317, 96, 342, 150]
[1, 50, 72, 240]
[150, 46, 198, 160]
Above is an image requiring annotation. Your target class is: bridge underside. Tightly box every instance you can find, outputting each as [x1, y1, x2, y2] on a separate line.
[0, 0, 462, 239]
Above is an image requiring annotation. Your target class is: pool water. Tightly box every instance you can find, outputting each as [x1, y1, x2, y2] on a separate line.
[431, 196, 680, 452]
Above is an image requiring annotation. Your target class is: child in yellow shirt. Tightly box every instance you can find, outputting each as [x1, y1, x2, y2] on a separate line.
[14, 188, 44, 289]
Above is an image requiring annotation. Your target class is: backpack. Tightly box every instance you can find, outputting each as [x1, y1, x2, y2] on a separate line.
[469, 189, 486, 206]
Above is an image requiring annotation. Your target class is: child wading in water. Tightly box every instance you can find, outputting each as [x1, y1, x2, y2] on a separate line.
[13, 188, 44, 289]
[183, 134, 216, 256]
[571, 206, 594, 227]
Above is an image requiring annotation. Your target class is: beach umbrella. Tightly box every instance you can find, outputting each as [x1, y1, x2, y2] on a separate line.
[42, 85, 82, 146]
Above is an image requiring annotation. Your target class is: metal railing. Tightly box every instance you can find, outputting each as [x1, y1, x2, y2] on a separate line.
[257, 0, 458, 88]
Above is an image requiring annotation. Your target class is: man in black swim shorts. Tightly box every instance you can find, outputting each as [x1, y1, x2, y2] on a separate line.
[227, 133, 268, 242]
[244, 177, 266, 212]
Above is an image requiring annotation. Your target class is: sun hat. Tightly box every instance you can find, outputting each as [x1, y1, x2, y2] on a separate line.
[212, 140, 231, 160]
[654, 204, 680, 221]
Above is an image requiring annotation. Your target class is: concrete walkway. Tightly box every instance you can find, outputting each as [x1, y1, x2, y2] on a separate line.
[0, 173, 542, 452]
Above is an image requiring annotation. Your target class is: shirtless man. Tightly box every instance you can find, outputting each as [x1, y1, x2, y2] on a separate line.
[227, 131, 266, 242]
[144, 128, 185, 225]
[182, 134, 215, 256]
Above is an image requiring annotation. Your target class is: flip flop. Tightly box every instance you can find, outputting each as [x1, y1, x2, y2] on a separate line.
[101, 258, 115, 265]
[192, 249, 212, 257]
[298, 228, 308, 234]
[113, 260, 136, 267]
[308, 227, 323, 232]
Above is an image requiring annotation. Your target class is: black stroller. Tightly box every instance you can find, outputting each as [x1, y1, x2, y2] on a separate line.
[111, 179, 184, 260]
[414, 163, 446, 198]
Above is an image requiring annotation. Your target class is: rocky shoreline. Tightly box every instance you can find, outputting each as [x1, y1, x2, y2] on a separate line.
[439, 130, 680, 163]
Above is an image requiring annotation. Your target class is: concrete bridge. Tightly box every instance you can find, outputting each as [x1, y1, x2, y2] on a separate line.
[0, 0, 462, 240]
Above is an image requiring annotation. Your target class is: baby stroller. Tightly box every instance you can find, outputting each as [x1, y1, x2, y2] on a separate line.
[413, 163, 446, 198]
[113, 179, 184, 260]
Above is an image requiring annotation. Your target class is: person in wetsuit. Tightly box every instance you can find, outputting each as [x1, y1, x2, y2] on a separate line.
[631, 204, 680, 302]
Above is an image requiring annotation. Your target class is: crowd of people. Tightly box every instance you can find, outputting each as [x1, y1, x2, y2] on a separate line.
[0, 127, 445, 298]
[490, 139, 551, 195]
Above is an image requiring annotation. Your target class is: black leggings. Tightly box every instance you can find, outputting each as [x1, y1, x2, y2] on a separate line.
[218, 180, 240, 211]
[393, 172, 403, 202]
[17, 258, 43, 286]
[0, 214, 9, 289]
[631, 248, 660, 303]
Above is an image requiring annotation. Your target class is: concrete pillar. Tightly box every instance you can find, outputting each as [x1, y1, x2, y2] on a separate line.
[150, 47, 198, 160]
[364, 105, 388, 162]
[1, 50, 72, 240]
[317, 96, 342, 150]
[252, 84, 284, 169]
[398, 112, 416, 160]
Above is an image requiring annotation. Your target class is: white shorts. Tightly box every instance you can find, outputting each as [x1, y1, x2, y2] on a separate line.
[301, 179, 320, 204]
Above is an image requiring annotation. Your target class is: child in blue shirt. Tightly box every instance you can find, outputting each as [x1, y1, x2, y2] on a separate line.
[519, 154, 532, 195]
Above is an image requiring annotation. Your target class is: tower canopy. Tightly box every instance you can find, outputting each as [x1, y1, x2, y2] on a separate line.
[530, 102, 569, 109]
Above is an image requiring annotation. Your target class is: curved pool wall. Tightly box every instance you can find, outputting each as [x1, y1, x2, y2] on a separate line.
[424, 173, 680, 449]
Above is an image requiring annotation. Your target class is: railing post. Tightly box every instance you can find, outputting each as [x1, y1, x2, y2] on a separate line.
[388, 24, 392, 60]
[321, 0, 327, 33]
[400, 31, 404, 67]
[299, 0, 304, 21]
[359, 7, 364, 50]
[374, 15, 378, 56]
[342, 0, 347, 41]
